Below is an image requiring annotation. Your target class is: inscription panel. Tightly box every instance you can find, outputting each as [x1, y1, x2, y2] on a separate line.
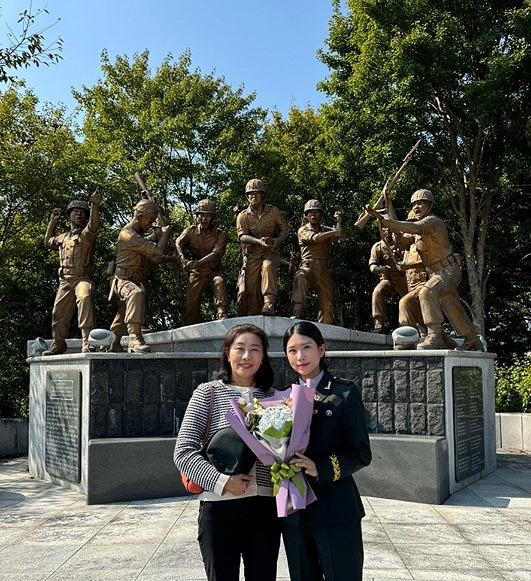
[452, 366, 484, 482]
[45, 370, 81, 483]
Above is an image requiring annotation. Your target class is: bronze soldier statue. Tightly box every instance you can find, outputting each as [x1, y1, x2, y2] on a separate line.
[236, 179, 288, 316]
[43, 191, 101, 355]
[109, 199, 173, 353]
[368, 226, 408, 333]
[376, 189, 483, 350]
[396, 210, 430, 339]
[175, 199, 229, 325]
[396, 210, 457, 349]
[291, 200, 345, 324]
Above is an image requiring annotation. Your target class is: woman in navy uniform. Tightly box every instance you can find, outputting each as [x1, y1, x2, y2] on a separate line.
[282, 321, 372, 581]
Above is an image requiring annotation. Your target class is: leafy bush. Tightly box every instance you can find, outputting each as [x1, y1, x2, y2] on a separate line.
[495, 355, 531, 413]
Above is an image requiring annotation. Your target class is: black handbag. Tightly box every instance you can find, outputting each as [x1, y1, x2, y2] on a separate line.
[181, 385, 256, 493]
[204, 426, 256, 475]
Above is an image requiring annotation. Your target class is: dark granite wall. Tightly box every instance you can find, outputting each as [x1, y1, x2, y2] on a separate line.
[89, 355, 446, 438]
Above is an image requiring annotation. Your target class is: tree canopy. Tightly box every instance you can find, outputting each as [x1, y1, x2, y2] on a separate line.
[319, 0, 531, 339]
[1, 1, 529, 417]
[0, 4, 62, 83]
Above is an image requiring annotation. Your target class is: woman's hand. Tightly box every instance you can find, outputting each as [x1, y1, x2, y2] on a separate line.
[291, 451, 318, 478]
[223, 474, 252, 496]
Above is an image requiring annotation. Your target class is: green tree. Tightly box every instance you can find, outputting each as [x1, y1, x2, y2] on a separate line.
[255, 106, 376, 329]
[0, 88, 82, 416]
[495, 355, 531, 413]
[0, 4, 62, 83]
[73, 50, 266, 325]
[319, 0, 531, 347]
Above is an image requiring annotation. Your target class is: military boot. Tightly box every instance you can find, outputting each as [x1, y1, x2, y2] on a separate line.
[43, 341, 67, 356]
[81, 329, 91, 353]
[261, 297, 275, 316]
[371, 318, 386, 334]
[417, 325, 447, 349]
[290, 304, 303, 319]
[127, 324, 151, 353]
[456, 334, 483, 351]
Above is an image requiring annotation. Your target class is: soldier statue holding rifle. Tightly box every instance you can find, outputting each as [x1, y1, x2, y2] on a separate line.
[236, 178, 289, 316]
[175, 199, 229, 325]
[355, 141, 421, 333]
[368, 225, 408, 333]
[372, 189, 483, 351]
[109, 174, 174, 353]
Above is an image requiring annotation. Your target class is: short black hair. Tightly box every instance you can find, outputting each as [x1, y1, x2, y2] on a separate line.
[217, 323, 274, 390]
[283, 321, 328, 371]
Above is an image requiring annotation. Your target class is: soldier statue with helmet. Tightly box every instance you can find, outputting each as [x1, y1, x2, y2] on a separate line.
[175, 199, 229, 325]
[109, 198, 173, 353]
[368, 225, 408, 334]
[291, 199, 346, 324]
[376, 189, 483, 350]
[43, 191, 101, 355]
[236, 178, 289, 316]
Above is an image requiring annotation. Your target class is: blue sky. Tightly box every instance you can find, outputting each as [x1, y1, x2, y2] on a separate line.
[1, 0, 335, 117]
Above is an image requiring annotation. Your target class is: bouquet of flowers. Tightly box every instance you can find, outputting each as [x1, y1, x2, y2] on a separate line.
[225, 381, 317, 517]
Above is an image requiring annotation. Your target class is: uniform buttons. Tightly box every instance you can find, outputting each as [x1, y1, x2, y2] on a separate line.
[313, 410, 318, 415]
[325, 410, 333, 416]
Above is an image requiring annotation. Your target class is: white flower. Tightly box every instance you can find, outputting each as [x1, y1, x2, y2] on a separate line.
[258, 405, 292, 433]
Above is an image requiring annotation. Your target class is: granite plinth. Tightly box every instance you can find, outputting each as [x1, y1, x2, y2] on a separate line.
[27, 319, 496, 504]
[27, 316, 392, 356]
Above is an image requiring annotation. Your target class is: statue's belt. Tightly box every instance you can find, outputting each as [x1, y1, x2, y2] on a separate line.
[300, 258, 332, 268]
[59, 267, 93, 277]
[426, 254, 459, 274]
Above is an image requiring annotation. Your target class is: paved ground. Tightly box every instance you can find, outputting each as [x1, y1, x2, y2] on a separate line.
[0, 452, 530, 581]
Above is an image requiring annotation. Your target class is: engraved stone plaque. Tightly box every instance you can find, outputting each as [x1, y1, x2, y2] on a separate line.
[45, 370, 81, 483]
[452, 366, 485, 482]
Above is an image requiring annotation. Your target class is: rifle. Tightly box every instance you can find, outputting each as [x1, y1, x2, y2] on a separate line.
[233, 204, 294, 272]
[134, 171, 176, 257]
[354, 139, 421, 230]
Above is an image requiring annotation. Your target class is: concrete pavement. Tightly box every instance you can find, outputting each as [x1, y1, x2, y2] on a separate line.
[1, 452, 530, 580]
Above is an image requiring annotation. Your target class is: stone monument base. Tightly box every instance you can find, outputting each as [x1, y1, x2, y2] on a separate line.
[27, 317, 496, 505]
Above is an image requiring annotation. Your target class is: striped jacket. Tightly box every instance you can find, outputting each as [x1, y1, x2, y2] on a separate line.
[174, 380, 275, 496]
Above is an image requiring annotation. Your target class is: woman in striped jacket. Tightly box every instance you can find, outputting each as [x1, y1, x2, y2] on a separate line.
[174, 323, 281, 581]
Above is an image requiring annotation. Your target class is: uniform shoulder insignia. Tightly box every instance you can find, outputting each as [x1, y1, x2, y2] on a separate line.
[333, 376, 356, 386]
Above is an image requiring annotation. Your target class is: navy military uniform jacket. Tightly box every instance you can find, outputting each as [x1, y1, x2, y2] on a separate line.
[286, 371, 372, 526]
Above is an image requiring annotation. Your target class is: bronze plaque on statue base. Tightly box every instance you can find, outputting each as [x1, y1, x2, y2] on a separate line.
[452, 366, 485, 482]
[45, 370, 82, 483]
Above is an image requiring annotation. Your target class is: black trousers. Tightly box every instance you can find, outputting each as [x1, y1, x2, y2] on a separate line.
[198, 496, 281, 581]
[282, 519, 364, 581]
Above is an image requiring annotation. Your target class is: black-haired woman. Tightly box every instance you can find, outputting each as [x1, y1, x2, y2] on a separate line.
[282, 321, 372, 581]
[174, 323, 281, 581]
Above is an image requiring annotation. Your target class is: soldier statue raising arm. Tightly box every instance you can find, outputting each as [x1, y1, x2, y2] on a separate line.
[109, 199, 172, 353]
[43, 191, 101, 355]
[375, 189, 483, 351]
[291, 200, 346, 324]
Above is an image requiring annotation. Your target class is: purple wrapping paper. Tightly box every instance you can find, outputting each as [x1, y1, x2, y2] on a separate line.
[225, 381, 317, 517]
